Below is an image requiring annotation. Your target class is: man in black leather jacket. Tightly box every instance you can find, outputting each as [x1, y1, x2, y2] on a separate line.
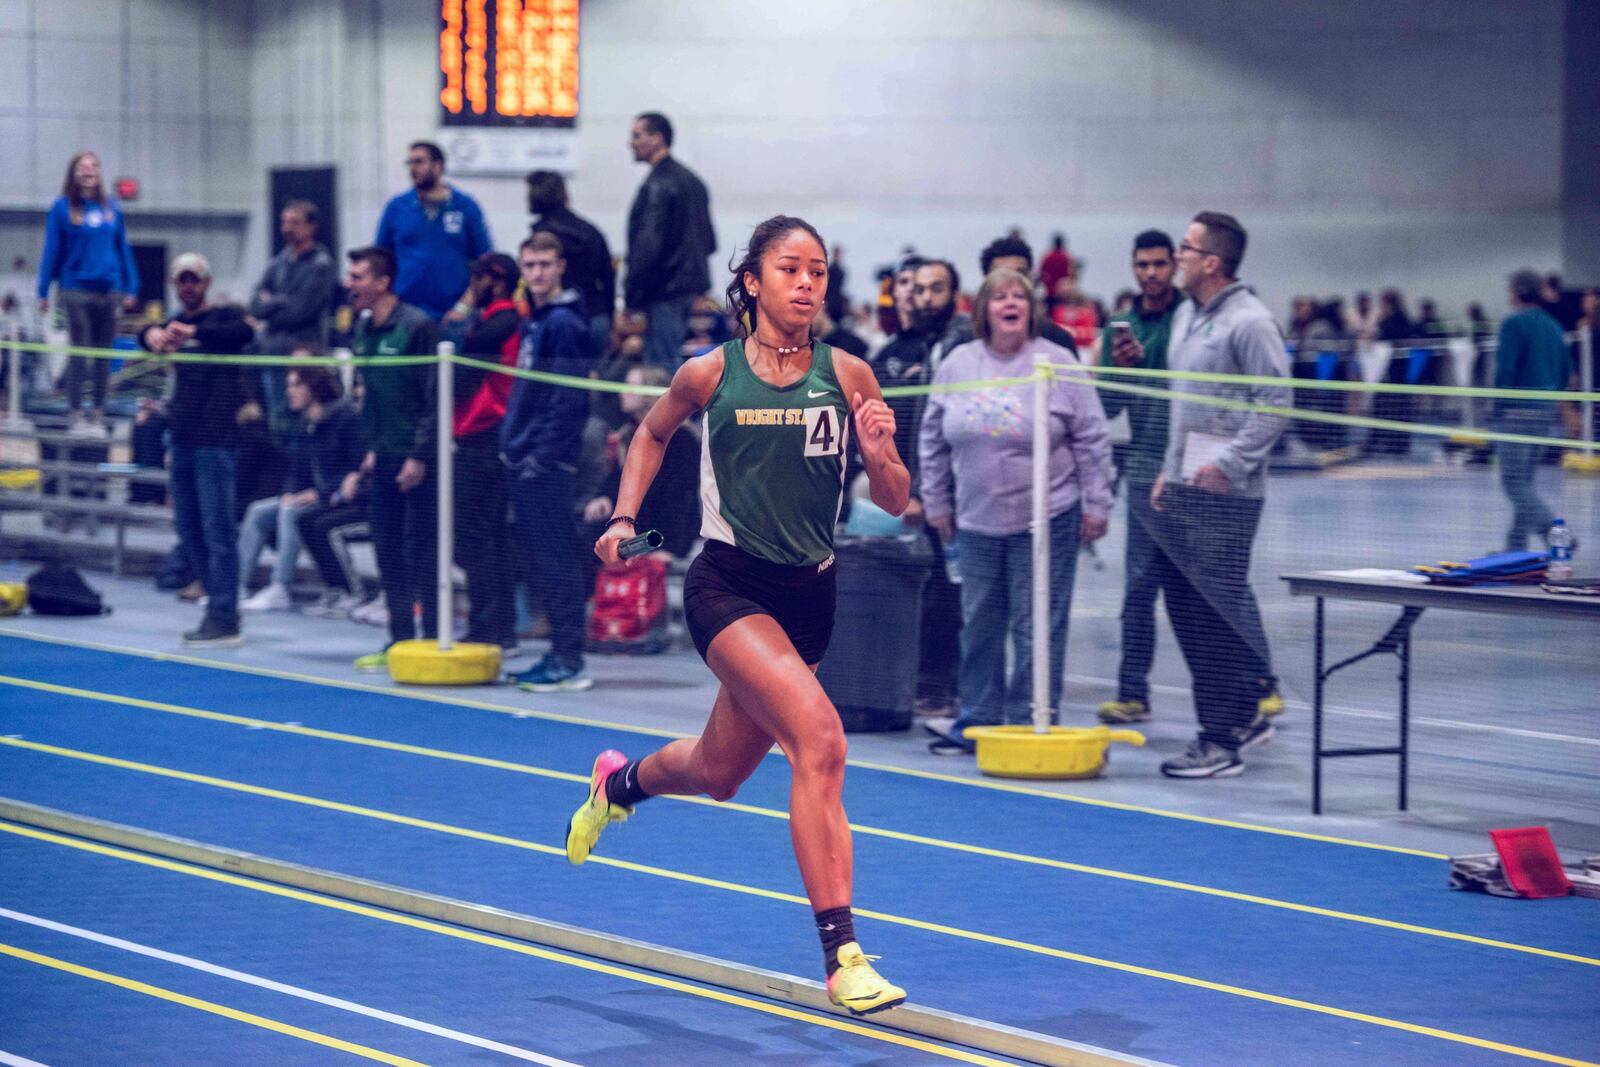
[527, 170, 615, 355]
[624, 112, 716, 366]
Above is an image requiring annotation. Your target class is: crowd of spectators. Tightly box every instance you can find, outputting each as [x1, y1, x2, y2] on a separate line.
[8, 115, 1596, 776]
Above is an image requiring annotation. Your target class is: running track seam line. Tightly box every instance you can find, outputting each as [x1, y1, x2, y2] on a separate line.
[0, 743, 1594, 1067]
[0, 631, 1447, 858]
[0, 673, 1583, 967]
[0, 822, 1024, 1067]
[0, 942, 426, 1066]
[0, 907, 581, 1067]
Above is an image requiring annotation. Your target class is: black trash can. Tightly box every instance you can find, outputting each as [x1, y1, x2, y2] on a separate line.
[818, 533, 933, 732]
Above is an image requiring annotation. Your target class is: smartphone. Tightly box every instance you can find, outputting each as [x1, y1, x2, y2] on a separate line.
[1110, 322, 1133, 341]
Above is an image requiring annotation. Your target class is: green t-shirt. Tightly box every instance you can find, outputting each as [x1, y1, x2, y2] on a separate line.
[700, 340, 847, 567]
[1099, 296, 1181, 486]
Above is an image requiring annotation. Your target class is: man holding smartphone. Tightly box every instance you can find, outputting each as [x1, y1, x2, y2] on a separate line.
[1097, 230, 1182, 726]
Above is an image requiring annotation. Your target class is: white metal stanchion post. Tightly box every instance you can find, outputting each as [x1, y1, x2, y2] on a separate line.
[333, 346, 354, 396]
[436, 341, 455, 652]
[3, 320, 25, 431]
[1581, 329, 1595, 447]
[1031, 360, 1051, 735]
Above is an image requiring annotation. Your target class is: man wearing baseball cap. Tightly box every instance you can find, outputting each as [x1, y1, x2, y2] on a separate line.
[451, 251, 524, 649]
[140, 251, 257, 648]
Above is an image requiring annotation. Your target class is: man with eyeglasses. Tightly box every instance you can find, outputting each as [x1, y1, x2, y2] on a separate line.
[375, 141, 492, 323]
[1146, 211, 1291, 779]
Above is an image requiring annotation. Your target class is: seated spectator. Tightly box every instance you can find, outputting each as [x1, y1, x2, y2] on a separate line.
[238, 365, 353, 611]
[579, 364, 700, 579]
[293, 370, 372, 618]
[920, 268, 1113, 755]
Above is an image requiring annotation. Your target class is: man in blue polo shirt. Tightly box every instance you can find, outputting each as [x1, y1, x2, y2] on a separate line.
[374, 141, 492, 322]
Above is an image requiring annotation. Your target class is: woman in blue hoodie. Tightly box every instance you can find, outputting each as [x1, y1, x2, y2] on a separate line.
[37, 151, 140, 433]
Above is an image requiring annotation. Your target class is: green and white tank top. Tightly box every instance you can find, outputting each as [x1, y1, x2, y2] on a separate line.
[700, 340, 848, 567]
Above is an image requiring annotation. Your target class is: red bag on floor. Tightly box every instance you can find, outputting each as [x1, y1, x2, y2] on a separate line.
[588, 557, 669, 653]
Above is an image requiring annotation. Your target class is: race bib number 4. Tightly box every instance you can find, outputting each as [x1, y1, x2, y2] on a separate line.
[803, 406, 842, 457]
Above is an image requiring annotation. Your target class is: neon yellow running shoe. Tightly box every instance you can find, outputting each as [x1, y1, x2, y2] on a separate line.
[826, 942, 907, 1016]
[565, 749, 632, 865]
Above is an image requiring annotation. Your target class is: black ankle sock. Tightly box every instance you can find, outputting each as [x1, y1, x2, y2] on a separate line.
[604, 758, 652, 808]
[815, 905, 856, 977]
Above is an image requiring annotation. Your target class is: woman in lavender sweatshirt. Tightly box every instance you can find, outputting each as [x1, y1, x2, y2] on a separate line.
[919, 268, 1113, 754]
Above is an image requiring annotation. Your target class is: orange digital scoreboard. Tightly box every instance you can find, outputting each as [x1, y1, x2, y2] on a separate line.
[439, 0, 578, 127]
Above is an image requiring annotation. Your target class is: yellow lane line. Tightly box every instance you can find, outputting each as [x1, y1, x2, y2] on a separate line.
[1, 739, 1594, 1066]
[0, 673, 1583, 968]
[0, 823, 1015, 1067]
[0, 942, 426, 1066]
[0, 628, 1447, 858]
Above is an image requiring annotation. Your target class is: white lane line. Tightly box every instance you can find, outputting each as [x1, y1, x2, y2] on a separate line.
[0, 908, 581, 1067]
[1064, 672, 1600, 747]
[0, 1052, 51, 1067]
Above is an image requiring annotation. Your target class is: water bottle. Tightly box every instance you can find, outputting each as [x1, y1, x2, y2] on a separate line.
[942, 537, 962, 584]
[1548, 519, 1574, 580]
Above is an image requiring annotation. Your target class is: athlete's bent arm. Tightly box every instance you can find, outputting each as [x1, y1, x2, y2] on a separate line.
[594, 352, 722, 565]
[837, 353, 910, 516]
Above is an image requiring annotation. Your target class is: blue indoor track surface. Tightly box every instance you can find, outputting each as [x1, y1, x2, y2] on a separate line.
[2, 632, 1598, 1066]
[0, 827, 1020, 1066]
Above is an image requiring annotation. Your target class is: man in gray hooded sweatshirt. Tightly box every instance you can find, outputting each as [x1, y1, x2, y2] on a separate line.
[1148, 211, 1290, 779]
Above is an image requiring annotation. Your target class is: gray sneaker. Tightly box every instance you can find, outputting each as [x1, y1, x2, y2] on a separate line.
[1239, 717, 1275, 750]
[1160, 739, 1244, 779]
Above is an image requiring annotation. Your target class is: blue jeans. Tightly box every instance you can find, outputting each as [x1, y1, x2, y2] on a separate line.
[1497, 408, 1557, 551]
[239, 495, 310, 587]
[1116, 483, 1162, 703]
[170, 444, 239, 627]
[644, 297, 691, 367]
[949, 506, 1082, 739]
[510, 464, 587, 668]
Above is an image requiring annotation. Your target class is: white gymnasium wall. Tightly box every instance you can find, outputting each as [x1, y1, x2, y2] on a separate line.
[0, 0, 1572, 318]
[0, 0, 255, 302]
[299, 0, 1566, 318]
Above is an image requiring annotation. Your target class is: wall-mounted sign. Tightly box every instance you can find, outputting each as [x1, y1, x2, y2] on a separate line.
[439, 0, 579, 128]
[115, 177, 139, 201]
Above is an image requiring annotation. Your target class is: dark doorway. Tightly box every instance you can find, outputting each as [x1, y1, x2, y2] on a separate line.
[129, 243, 167, 307]
[269, 166, 339, 262]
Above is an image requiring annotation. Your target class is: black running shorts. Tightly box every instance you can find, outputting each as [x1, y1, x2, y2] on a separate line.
[683, 539, 837, 665]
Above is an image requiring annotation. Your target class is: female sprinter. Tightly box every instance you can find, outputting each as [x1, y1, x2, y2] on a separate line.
[572, 215, 911, 1015]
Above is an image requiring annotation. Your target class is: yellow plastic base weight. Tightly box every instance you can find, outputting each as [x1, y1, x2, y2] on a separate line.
[1562, 451, 1600, 475]
[385, 639, 501, 685]
[962, 725, 1145, 780]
